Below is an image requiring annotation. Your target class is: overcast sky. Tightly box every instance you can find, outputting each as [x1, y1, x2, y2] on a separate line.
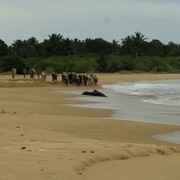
[1, 0, 180, 45]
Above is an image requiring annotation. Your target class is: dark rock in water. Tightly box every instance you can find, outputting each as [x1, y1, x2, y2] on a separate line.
[21, 146, 26, 150]
[82, 89, 107, 97]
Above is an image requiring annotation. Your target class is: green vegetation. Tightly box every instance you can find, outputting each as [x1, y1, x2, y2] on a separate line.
[0, 32, 180, 73]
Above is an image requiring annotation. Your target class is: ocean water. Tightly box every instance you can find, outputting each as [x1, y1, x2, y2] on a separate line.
[103, 79, 180, 107]
[59, 79, 180, 144]
[64, 79, 180, 125]
[102, 79, 180, 124]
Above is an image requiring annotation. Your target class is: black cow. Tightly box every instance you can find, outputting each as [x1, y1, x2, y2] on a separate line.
[52, 73, 58, 84]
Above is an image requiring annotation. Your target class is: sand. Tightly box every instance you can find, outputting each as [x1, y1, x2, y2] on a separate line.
[0, 73, 180, 180]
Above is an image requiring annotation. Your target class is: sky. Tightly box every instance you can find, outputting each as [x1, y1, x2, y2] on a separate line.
[0, 0, 180, 45]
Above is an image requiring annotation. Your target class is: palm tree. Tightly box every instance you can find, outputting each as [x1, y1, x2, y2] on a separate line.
[121, 35, 134, 56]
[46, 33, 64, 55]
[48, 33, 63, 44]
[132, 32, 148, 58]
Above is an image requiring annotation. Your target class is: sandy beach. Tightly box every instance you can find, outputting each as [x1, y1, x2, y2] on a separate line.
[0, 73, 180, 180]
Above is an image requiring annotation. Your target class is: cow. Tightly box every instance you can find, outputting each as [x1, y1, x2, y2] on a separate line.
[23, 68, 27, 78]
[90, 74, 98, 85]
[12, 68, 17, 79]
[61, 72, 69, 86]
[29, 68, 36, 79]
[52, 72, 58, 84]
[41, 72, 47, 82]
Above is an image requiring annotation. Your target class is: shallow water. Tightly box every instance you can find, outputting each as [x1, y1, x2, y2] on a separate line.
[153, 131, 180, 145]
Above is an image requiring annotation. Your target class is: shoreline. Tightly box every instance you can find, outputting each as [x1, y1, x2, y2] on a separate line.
[0, 73, 180, 179]
[0, 73, 180, 144]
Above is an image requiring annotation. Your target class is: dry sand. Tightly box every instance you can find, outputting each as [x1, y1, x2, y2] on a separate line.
[0, 73, 180, 180]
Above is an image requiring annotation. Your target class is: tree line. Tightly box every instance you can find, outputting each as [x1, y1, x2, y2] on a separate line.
[0, 32, 180, 73]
